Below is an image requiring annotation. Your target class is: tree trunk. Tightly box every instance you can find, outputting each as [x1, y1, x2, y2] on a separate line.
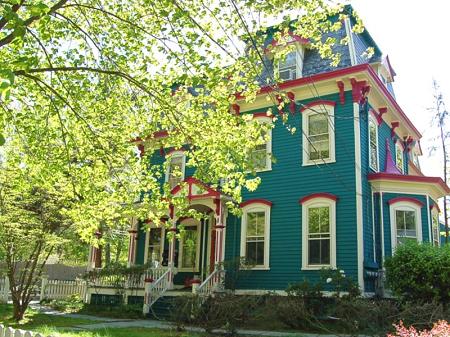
[12, 298, 26, 321]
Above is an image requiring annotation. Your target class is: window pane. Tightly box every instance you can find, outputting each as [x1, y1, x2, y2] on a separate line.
[247, 212, 265, 236]
[279, 51, 297, 69]
[308, 114, 328, 136]
[309, 207, 329, 234]
[181, 226, 197, 268]
[308, 239, 330, 265]
[246, 241, 264, 265]
[149, 228, 162, 245]
[309, 134, 330, 160]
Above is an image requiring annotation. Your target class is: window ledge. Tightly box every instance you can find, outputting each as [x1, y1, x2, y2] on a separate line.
[240, 266, 270, 271]
[255, 168, 272, 173]
[302, 159, 336, 167]
[301, 265, 333, 271]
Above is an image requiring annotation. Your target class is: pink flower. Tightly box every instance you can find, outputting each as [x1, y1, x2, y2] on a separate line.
[387, 320, 450, 337]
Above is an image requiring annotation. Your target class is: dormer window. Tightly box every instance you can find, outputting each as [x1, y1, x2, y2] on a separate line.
[275, 48, 304, 81]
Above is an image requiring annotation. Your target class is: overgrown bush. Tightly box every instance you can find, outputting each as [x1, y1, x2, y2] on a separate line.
[170, 293, 260, 335]
[385, 242, 450, 305]
[41, 294, 84, 312]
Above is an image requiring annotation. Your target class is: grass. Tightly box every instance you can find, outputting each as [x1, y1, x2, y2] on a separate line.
[23, 327, 205, 337]
[0, 304, 208, 337]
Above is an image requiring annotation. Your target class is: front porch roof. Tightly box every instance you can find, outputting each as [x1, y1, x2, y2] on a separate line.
[368, 172, 450, 202]
[170, 176, 224, 201]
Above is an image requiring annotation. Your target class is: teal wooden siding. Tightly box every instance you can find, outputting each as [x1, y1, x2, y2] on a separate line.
[381, 193, 430, 257]
[136, 222, 146, 265]
[224, 91, 359, 290]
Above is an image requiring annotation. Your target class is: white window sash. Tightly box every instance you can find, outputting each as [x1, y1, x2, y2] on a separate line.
[301, 199, 337, 270]
[240, 204, 271, 270]
[389, 202, 423, 252]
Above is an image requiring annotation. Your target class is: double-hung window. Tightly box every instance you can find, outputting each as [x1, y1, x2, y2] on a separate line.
[301, 195, 337, 270]
[302, 103, 336, 165]
[389, 199, 423, 251]
[368, 115, 379, 171]
[240, 201, 271, 269]
[278, 50, 300, 81]
[165, 151, 185, 189]
[249, 117, 272, 172]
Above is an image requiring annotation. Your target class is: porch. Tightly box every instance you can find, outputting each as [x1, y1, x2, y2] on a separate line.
[85, 177, 229, 314]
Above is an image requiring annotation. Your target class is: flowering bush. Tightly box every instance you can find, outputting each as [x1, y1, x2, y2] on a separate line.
[388, 320, 450, 337]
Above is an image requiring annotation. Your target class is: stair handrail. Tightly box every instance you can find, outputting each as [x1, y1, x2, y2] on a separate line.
[142, 267, 174, 314]
[195, 267, 225, 298]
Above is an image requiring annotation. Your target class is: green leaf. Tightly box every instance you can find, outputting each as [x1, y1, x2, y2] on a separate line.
[0, 133, 5, 146]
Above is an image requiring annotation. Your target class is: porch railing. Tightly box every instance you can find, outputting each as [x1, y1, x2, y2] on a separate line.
[142, 267, 174, 314]
[88, 266, 169, 289]
[195, 267, 225, 298]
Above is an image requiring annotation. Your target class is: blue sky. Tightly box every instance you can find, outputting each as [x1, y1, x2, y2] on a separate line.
[352, 1, 450, 177]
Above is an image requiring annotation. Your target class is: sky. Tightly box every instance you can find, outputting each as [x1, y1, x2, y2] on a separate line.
[351, 1, 450, 178]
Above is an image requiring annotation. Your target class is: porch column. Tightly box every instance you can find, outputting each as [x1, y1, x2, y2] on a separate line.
[167, 205, 177, 289]
[87, 231, 102, 271]
[213, 199, 226, 268]
[127, 217, 138, 268]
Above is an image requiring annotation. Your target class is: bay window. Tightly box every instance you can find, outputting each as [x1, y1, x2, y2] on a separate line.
[389, 199, 423, 251]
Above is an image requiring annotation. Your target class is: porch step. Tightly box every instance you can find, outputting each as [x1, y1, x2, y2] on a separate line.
[147, 296, 174, 321]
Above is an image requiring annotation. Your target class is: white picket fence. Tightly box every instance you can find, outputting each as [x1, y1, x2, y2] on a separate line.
[0, 325, 47, 337]
[0, 277, 9, 303]
[40, 278, 87, 301]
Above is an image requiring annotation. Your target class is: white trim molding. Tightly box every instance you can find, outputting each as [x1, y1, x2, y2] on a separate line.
[389, 199, 423, 253]
[301, 196, 337, 270]
[240, 202, 271, 270]
[302, 103, 336, 166]
[353, 102, 365, 291]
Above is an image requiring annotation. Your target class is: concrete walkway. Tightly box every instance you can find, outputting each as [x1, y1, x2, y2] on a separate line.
[32, 304, 366, 337]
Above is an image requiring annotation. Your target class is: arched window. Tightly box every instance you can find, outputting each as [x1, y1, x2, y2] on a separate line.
[240, 200, 271, 269]
[368, 114, 379, 171]
[300, 194, 337, 270]
[301, 102, 336, 165]
[389, 198, 423, 251]
[165, 151, 185, 189]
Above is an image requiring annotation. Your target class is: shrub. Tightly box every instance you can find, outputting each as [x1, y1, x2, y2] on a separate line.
[385, 242, 450, 305]
[170, 294, 260, 335]
[388, 320, 450, 337]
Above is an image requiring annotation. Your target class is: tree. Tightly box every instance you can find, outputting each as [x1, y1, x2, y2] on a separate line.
[0, 0, 364, 319]
[0, 149, 74, 320]
[430, 80, 450, 243]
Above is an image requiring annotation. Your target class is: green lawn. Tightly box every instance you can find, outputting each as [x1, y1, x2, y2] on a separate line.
[0, 305, 205, 337]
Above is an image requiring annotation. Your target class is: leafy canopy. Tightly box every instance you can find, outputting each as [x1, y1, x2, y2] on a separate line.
[0, 0, 359, 238]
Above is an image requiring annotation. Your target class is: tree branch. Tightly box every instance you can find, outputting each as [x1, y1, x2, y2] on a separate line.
[0, 0, 69, 48]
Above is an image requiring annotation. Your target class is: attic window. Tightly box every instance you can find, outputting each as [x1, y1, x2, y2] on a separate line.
[275, 48, 304, 81]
